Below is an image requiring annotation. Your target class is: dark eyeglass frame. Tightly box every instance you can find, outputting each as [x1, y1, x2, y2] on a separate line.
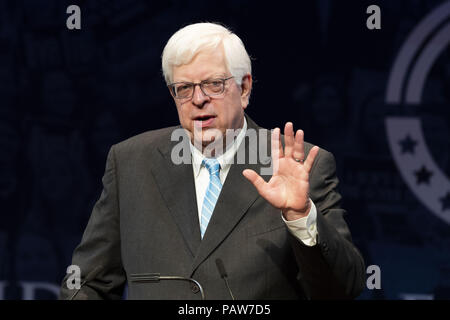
[168, 76, 234, 100]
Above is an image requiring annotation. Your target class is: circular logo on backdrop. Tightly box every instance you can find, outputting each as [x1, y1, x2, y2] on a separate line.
[385, 1, 450, 225]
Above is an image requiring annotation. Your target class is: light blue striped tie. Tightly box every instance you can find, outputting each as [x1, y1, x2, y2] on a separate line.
[200, 158, 222, 238]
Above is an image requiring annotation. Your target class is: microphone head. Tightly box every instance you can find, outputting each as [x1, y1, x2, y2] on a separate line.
[215, 258, 227, 278]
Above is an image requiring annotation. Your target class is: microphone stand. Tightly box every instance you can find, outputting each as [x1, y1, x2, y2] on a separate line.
[129, 273, 205, 300]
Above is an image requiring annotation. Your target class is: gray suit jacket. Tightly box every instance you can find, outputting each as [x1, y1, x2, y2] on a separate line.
[59, 116, 365, 300]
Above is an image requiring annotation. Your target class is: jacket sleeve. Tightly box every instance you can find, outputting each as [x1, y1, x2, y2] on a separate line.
[290, 148, 366, 299]
[59, 146, 126, 300]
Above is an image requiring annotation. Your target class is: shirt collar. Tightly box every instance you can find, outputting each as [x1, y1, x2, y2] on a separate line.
[190, 117, 248, 177]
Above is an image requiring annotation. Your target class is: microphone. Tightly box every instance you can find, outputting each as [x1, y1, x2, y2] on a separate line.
[69, 265, 103, 300]
[215, 259, 235, 300]
[129, 273, 205, 300]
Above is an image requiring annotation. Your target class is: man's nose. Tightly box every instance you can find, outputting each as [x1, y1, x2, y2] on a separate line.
[192, 84, 209, 107]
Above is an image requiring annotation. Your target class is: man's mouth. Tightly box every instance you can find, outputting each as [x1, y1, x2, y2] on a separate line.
[194, 115, 216, 128]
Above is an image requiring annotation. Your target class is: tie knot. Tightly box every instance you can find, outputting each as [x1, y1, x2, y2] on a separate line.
[203, 158, 220, 177]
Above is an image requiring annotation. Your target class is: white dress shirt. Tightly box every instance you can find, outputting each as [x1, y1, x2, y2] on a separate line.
[189, 118, 318, 246]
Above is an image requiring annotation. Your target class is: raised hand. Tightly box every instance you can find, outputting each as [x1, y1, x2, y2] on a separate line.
[243, 122, 319, 220]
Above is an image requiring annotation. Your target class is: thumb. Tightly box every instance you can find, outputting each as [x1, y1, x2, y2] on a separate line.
[243, 169, 268, 195]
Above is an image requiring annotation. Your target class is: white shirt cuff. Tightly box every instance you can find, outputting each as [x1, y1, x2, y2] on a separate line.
[281, 200, 318, 246]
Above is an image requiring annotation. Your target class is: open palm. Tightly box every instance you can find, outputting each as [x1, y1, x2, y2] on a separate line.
[243, 123, 319, 219]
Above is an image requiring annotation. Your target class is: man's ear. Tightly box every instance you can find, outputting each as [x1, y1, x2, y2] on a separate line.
[240, 74, 252, 109]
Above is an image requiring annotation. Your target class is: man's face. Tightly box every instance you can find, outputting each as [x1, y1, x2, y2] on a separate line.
[171, 46, 252, 149]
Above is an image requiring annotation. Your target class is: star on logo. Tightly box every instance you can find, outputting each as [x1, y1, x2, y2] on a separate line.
[414, 165, 433, 185]
[440, 192, 450, 211]
[399, 134, 418, 154]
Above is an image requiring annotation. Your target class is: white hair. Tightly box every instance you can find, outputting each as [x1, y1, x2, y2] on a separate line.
[161, 22, 251, 85]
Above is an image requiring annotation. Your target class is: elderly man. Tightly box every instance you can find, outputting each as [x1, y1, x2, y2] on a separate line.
[60, 22, 365, 300]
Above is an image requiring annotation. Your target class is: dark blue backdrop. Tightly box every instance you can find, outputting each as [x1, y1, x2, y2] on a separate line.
[0, 0, 449, 299]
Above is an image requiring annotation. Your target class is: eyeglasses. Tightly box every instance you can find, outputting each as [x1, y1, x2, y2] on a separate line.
[168, 76, 234, 100]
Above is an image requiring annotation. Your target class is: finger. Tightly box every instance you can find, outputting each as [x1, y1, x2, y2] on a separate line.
[271, 127, 283, 160]
[283, 122, 295, 158]
[293, 130, 305, 161]
[243, 169, 269, 197]
[303, 146, 320, 173]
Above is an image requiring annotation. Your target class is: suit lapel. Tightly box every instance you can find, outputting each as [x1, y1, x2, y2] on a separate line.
[190, 117, 272, 275]
[151, 129, 201, 257]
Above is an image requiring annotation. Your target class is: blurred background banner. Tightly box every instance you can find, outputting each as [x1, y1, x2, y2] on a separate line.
[0, 0, 449, 300]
